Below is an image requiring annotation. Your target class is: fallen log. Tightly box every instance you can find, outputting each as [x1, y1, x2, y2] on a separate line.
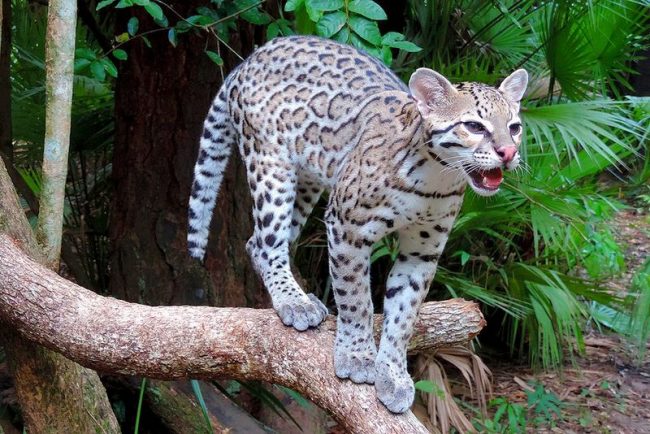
[0, 234, 485, 434]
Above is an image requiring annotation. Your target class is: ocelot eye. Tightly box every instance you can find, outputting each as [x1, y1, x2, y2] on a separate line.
[509, 123, 522, 135]
[464, 122, 486, 134]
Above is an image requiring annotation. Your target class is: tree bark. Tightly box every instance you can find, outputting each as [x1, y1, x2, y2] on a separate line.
[110, 1, 265, 308]
[0, 158, 42, 259]
[1, 332, 120, 434]
[0, 135, 120, 434]
[0, 234, 485, 434]
[35, 0, 76, 269]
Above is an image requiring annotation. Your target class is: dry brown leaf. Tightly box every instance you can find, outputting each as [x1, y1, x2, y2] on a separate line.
[415, 345, 492, 433]
[513, 376, 535, 392]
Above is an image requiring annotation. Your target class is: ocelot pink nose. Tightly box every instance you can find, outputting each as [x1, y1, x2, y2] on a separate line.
[495, 146, 517, 163]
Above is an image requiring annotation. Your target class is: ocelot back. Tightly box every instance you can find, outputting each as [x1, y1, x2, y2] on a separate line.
[188, 35, 527, 413]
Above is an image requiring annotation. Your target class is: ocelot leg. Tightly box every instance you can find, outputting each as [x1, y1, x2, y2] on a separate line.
[287, 179, 324, 298]
[245, 159, 327, 331]
[375, 224, 444, 413]
[325, 207, 381, 384]
[288, 179, 323, 248]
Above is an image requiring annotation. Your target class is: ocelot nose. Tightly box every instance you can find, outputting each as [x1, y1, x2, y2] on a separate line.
[495, 146, 517, 163]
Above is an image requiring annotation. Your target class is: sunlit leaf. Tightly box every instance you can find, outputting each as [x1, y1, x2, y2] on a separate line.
[348, 15, 382, 45]
[284, 0, 304, 12]
[90, 61, 106, 81]
[96, 0, 116, 11]
[348, 0, 386, 20]
[316, 11, 346, 38]
[112, 49, 128, 60]
[127, 17, 139, 36]
[167, 28, 178, 47]
[143, 2, 164, 20]
[306, 0, 344, 12]
[100, 58, 118, 78]
[205, 50, 223, 66]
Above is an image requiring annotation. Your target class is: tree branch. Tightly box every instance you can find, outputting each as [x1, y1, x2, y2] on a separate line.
[36, 0, 77, 268]
[0, 234, 485, 434]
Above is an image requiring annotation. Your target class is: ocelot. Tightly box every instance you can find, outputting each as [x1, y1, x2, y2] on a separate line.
[188, 35, 527, 413]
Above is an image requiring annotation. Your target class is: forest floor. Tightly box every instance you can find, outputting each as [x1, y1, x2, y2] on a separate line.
[483, 205, 650, 433]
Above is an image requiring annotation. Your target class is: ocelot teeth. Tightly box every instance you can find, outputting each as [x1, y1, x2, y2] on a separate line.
[483, 176, 488, 185]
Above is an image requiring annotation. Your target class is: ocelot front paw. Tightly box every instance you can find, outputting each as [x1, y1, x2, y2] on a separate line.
[274, 293, 328, 331]
[334, 344, 377, 384]
[375, 357, 415, 414]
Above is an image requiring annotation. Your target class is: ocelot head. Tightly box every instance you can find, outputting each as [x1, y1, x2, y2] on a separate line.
[409, 68, 528, 197]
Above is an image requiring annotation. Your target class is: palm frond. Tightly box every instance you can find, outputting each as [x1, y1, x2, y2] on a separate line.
[539, 0, 650, 100]
[627, 259, 650, 362]
[522, 100, 641, 164]
[462, 0, 539, 67]
[437, 269, 530, 319]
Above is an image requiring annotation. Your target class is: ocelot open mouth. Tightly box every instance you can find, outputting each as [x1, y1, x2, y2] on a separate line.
[466, 167, 503, 194]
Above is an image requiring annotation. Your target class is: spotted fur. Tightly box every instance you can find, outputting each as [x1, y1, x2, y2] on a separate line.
[188, 35, 527, 413]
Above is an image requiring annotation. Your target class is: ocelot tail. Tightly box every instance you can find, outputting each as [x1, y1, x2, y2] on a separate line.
[188, 35, 527, 413]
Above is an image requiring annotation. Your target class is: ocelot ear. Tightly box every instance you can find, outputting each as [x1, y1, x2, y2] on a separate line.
[499, 69, 528, 103]
[409, 68, 457, 116]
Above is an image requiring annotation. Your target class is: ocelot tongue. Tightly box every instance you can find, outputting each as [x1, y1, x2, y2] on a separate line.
[482, 167, 503, 188]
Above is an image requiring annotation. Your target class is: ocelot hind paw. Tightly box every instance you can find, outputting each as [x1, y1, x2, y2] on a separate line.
[375, 360, 415, 414]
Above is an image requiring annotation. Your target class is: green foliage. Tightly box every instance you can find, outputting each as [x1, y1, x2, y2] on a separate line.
[96, 0, 420, 69]
[540, 0, 647, 100]
[205, 50, 224, 66]
[370, 234, 399, 263]
[626, 97, 650, 186]
[414, 379, 445, 398]
[441, 165, 632, 368]
[75, 48, 119, 81]
[628, 258, 650, 362]
[389, 0, 650, 369]
[134, 378, 147, 434]
[473, 384, 562, 433]
[98, 0, 274, 66]
[526, 382, 562, 425]
[190, 380, 215, 434]
[587, 257, 650, 365]
[580, 226, 625, 280]
[479, 397, 527, 433]
[12, 0, 115, 292]
[284, 0, 421, 65]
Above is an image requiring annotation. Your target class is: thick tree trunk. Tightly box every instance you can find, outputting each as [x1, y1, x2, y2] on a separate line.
[0, 157, 120, 433]
[1, 333, 120, 434]
[110, 2, 265, 308]
[0, 234, 485, 434]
